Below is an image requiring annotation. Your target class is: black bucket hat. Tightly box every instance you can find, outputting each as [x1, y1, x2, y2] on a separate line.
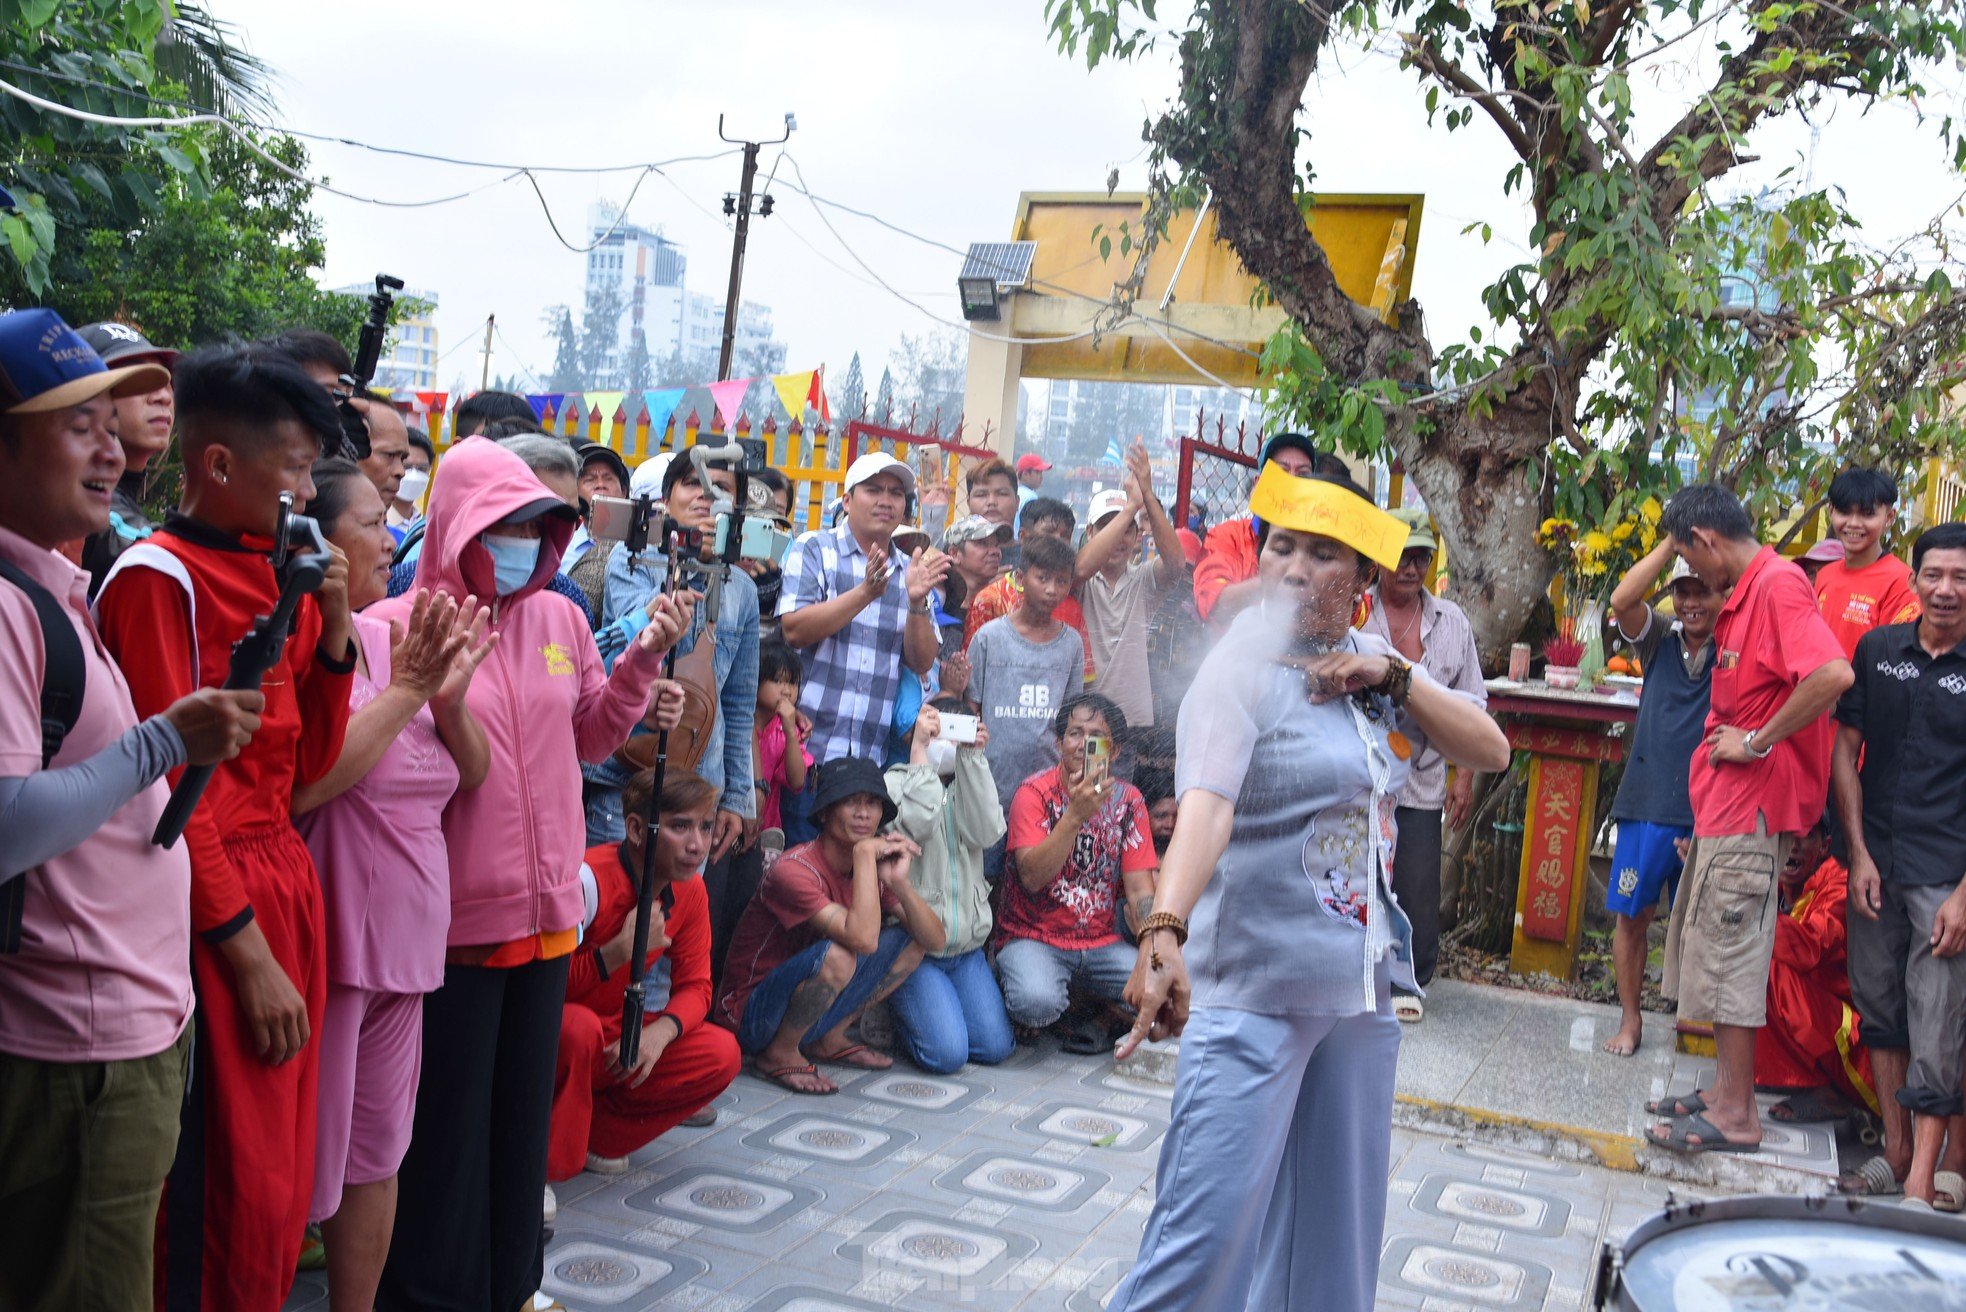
[809, 756, 897, 827]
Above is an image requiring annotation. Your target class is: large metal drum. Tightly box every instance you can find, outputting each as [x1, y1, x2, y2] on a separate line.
[1591, 1193, 1966, 1310]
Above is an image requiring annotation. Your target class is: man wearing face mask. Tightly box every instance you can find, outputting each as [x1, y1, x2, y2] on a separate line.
[391, 432, 433, 541]
[882, 701, 1013, 1073]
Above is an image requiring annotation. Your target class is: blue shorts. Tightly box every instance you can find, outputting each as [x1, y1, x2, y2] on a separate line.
[1605, 819, 1691, 917]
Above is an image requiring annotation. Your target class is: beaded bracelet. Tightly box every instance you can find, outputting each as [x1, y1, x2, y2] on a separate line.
[1138, 911, 1189, 946]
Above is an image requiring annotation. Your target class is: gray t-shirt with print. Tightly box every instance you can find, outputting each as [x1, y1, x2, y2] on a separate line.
[968, 616, 1085, 808]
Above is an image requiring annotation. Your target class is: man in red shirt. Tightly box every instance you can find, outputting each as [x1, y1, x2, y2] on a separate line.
[1645, 484, 1852, 1156]
[1813, 468, 1919, 657]
[95, 344, 355, 1310]
[549, 770, 740, 1181]
[715, 757, 945, 1094]
[1191, 434, 1347, 626]
[995, 694, 1159, 1045]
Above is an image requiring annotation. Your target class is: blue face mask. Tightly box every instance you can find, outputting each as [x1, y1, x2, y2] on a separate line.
[481, 532, 540, 596]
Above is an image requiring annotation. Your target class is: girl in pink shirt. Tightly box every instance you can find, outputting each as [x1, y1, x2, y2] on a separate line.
[754, 640, 812, 832]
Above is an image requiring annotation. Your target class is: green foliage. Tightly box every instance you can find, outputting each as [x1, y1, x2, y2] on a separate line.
[1, 0, 205, 294]
[1049, 0, 1966, 546]
[5, 125, 363, 347]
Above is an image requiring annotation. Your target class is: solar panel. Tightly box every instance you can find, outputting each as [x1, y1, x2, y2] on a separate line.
[961, 241, 1038, 292]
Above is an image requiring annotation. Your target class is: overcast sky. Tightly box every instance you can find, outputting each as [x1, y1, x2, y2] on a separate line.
[220, 0, 1965, 409]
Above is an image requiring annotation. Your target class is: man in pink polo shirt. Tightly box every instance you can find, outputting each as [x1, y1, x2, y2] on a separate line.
[1644, 482, 1853, 1156]
[0, 309, 263, 1309]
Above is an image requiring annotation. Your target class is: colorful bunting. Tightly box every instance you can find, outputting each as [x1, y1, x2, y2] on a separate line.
[772, 371, 815, 423]
[809, 367, 831, 423]
[707, 378, 753, 432]
[640, 388, 686, 456]
[582, 391, 626, 424]
[413, 391, 448, 414]
[524, 393, 563, 421]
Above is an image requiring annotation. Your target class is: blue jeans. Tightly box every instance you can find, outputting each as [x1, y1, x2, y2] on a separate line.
[780, 776, 818, 847]
[887, 949, 1016, 1074]
[994, 937, 1136, 1029]
[735, 925, 915, 1054]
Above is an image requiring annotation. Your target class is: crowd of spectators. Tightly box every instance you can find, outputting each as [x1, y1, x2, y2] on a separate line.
[4, 297, 1965, 1312]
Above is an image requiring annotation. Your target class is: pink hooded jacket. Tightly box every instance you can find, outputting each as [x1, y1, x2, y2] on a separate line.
[369, 437, 660, 947]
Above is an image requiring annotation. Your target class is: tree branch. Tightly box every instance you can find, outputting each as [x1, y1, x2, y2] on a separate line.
[1403, 34, 1537, 162]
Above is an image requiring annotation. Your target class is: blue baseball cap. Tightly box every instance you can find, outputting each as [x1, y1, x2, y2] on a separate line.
[0, 308, 172, 416]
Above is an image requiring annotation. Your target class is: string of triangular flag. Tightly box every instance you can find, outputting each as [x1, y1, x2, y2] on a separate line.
[509, 367, 828, 432]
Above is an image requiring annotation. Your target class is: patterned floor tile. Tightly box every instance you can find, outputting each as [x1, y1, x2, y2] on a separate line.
[739, 1112, 915, 1168]
[540, 1230, 708, 1310]
[932, 1149, 1111, 1214]
[1015, 1102, 1167, 1155]
[625, 1168, 824, 1235]
[1378, 1235, 1555, 1308]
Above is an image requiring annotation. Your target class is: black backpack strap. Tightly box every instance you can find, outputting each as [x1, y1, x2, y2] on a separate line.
[0, 557, 87, 953]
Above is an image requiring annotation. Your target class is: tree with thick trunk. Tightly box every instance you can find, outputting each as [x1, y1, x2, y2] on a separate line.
[1048, 0, 1966, 664]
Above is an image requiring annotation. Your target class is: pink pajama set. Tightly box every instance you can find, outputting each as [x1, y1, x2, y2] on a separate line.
[296, 612, 458, 1222]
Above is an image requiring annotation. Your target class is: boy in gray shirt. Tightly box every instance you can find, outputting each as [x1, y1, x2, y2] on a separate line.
[967, 533, 1086, 810]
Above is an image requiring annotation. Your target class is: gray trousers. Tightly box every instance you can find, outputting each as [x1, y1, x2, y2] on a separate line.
[1848, 879, 1966, 1118]
[1112, 995, 1402, 1312]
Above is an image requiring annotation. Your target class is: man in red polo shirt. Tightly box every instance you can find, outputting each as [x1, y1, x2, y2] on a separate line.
[1644, 483, 1852, 1155]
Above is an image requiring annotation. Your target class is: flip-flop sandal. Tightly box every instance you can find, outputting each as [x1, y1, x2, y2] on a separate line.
[1934, 1170, 1965, 1213]
[1646, 1092, 1707, 1118]
[1648, 1112, 1761, 1155]
[757, 1061, 837, 1095]
[1768, 1088, 1850, 1124]
[808, 1042, 892, 1070]
[1394, 995, 1424, 1023]
[1060, 1017, 1109, 1056]
[1838, 1154, 1903, 1197]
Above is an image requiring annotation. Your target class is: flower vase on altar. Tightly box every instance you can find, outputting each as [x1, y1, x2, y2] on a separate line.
[1576, 601, 1607, 689]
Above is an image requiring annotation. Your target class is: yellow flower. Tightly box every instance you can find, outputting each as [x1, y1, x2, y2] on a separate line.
[1640, 496, 1662, 527]
[1581, 529, 1613, 556]
[1610, 521, 1635, 543]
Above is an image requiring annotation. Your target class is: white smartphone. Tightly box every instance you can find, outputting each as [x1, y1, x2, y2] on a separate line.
[939, 712, 979, 744]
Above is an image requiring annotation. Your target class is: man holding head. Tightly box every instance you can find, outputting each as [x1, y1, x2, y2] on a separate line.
[0, 311, 263, 1311]
[96, 343, 358, 1310]
[1644, 483, 1852, 1157]
[778, 453, 949, 839]
[1194, 433, 1350, 626]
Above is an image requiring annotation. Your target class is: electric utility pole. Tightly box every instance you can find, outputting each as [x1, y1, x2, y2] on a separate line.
[715, 112, 794, 382]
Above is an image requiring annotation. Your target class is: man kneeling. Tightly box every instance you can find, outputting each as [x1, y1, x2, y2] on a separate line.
[715, 757, 945, 1094]
[550, 770, 741, 1181]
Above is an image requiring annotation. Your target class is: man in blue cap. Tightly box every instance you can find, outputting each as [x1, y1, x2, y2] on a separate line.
[0, 309, 263, 1310]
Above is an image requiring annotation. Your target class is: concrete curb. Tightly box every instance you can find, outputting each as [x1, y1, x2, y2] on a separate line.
[1391, 1093, 1837, 1195]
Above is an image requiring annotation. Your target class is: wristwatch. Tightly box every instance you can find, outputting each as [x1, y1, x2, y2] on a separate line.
[910, 600, 934, 615]
[1743, 729, 1772, 759]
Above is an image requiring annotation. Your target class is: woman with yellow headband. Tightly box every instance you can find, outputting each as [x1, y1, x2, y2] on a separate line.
[1110, 466, 1509, 1311]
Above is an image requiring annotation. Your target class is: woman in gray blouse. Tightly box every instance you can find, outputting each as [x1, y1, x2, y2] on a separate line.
[1110, 468, 1509, 1312]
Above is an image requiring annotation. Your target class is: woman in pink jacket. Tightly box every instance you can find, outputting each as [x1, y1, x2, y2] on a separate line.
[369, 437, 689, 1312]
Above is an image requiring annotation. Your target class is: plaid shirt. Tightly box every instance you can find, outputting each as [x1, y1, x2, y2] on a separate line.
[777, 522, 925, 765]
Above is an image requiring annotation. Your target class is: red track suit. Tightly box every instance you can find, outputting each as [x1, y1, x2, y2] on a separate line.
[548, 844, 740, 1182]
[1755, 857, 1878, 1114]
[96, 516, 351, 1312]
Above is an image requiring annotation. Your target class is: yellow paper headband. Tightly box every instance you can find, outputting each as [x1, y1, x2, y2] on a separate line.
[1249, 463, 1410, 572]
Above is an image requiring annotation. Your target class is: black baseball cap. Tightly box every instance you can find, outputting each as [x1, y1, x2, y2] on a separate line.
[78, 321, 178, 371]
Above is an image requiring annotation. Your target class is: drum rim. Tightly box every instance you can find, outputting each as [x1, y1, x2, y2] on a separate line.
[1619, 1191, 1966, 1253]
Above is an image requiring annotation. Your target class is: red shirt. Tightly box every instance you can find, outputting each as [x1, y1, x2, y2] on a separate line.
[1193, 517, 1258, 623]
[1814, 554, 1920, 658]
[999, 766, 1157, 950]
[566, 843, 713, 1043]
[1776, 857, 1850, 1001]
[964, 573, 1094, 680]
[1689, 547, 1847, 838]
[95, 519, 352, 938]
[713, 841, 898, 1030]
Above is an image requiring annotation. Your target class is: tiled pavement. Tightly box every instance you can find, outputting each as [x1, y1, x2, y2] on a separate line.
[286, 1032, 1689, 1312]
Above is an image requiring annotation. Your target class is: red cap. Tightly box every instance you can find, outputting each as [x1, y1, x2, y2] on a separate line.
[1015, 453, 1053, 473]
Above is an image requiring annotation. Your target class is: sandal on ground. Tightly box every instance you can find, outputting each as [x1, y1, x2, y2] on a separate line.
[1837, 1154, 1903, 1197]
[1647, 1112, 1761, 1155]
[1059, 1016, 1109, 1056]
[1394, 995, 1424, 1023]
[757, 1061, 838, 1095]
[806, 1042, 892, 1070]
[1934, 1170, 1965, 1213]
[1767, 1087, 1850, 1124]
[1645, 1091, 1707, 1118]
